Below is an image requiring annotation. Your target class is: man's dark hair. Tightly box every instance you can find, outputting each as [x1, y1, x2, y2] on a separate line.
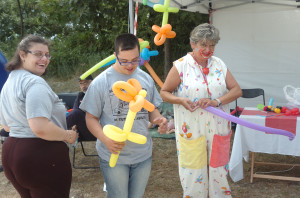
[114, 33, 140, 55]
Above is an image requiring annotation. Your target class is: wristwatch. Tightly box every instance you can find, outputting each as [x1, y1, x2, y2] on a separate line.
[215, 98, 222, 107]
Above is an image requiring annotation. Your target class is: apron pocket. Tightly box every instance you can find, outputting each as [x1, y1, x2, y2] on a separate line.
[209, 132, 231, 168]
[178, 135, 207, 169]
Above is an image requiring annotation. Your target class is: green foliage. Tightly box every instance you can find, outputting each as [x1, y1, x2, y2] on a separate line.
[0, 0, 208, 79]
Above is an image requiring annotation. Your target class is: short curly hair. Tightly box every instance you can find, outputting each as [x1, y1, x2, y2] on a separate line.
[190, 23, 220, 44]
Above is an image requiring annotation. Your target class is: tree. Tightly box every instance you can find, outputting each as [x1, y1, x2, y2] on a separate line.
[0, 0, 208, 78]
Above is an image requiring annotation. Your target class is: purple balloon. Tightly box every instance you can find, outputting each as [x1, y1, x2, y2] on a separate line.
[204, 106, 295, 140]
[139, 57, 149, 66]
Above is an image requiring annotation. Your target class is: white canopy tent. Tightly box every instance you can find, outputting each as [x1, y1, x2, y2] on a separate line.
[132, 0, 300, 107]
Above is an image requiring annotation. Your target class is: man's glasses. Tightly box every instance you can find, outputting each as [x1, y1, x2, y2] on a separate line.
[79, 81, 90, 86]
[116, 55, 141, 66]
[26, 50, 52, 60]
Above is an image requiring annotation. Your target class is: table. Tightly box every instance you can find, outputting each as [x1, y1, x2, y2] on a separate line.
[229, 107, 300, 182]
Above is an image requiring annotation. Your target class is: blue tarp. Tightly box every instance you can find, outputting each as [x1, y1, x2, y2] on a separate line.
[0, 51, 9, 92]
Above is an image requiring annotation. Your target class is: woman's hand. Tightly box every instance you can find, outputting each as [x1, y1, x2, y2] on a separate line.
[181, 98, 199, 112]
[194, 98, 218, 109]
[103, 136, 126, 154]
[64, 129, 78, 144]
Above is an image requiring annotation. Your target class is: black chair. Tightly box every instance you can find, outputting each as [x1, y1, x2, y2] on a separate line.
[72, 140, 99, 169]
[235, 88, 266, 117]
[231, 88, 265, 129]
[235, 89, 266, 182]
[57, 92, 79, 110]
[57, 92, 99, 169]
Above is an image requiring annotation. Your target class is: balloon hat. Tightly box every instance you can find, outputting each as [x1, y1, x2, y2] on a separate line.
[103, 79, 155, 167]
[79, 41, 150, 80]
[143, 0, 165, 8]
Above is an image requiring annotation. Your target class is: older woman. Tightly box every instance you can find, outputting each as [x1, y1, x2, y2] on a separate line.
[0, 35, 78, 198]
[160, 23, 242, 197]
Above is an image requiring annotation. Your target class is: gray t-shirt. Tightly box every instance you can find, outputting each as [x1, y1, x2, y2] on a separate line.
[0, 70, 67, 138]
[80, 67, 162, 164]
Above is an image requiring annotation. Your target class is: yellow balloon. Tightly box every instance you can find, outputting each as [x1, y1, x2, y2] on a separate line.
[103, 125, 127, 142]
[103, 79, 155, 167]
[127, 132, 147, 144]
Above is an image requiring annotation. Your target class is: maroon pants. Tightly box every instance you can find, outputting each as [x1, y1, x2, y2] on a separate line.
[2, 137, 72, 198]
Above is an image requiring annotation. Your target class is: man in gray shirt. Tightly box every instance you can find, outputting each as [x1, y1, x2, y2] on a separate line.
[80, 33, 167, 198]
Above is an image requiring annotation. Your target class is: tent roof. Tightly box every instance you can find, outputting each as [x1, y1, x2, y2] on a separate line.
[135, 0, 300, 14]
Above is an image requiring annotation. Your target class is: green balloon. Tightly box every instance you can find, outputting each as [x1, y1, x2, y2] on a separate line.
[257, 104, 265, 110]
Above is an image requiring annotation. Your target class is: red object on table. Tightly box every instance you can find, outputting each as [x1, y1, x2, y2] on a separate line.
[241, 109, 299, 136]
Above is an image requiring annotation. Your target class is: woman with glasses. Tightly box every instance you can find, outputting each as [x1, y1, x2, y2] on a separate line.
[80, 33, 168, 198]
[0, 34, 78, 198]
[160, 23, 242, 197]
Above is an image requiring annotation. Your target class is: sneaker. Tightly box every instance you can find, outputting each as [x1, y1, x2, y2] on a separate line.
[103, 182, 107, 192]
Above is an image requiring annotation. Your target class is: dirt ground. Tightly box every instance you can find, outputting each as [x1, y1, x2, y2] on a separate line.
[1, 76, 300, 197]
[1, 135, 300, 198]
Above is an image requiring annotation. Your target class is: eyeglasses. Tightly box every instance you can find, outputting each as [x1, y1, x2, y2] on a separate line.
[26, 50, 51, 60]
[79, 81, 90, 86]
[116, 55, 141, 66]
[198, 42, 216, 50]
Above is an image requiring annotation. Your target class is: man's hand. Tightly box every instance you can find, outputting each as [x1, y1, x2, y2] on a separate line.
[152, 117, 168, 134]
[103, 136, 126, 154]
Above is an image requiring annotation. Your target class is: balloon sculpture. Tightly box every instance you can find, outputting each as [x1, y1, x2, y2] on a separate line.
[143, 61, 164, 88]
[139, 47, 158, 66]
[79, 41, 150, 80]
[143, 0, 164, 7]
[152, 0, 179, 46]
[204, 106, 295, 140]
[139, 47, 164, 88]
[103, 79, 155, 167]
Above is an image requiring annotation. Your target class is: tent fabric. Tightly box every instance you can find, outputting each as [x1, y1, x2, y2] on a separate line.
[134, 0, 299, 14]
[0, 51, 9, 92]
[213, 3, 300, 107]
[132, 0, 300, 107]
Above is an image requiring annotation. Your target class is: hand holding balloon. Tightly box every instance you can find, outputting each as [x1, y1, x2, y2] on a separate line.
[204, 106, 295, 140]
[103, 79, 155, 167]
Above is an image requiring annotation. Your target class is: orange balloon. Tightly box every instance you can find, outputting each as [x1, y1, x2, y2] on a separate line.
[112, 81, 137, 102]
[128, 78, 142, 93]
[152, 25, 161, 33]
[160, 24, 172, 34]
[152, 24, 176, 46]
[154, 33, 166, 46]
[112, 79, 155, 112]
[143, 61, 164, 88]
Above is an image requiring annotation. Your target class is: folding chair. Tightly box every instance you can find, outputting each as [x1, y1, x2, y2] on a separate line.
[235, 88, 266, 182]
[57, 92, 99, 169]
[72, 138, 99, 169]
[57, 92, 79, 110]
[235, 88, 265, 116]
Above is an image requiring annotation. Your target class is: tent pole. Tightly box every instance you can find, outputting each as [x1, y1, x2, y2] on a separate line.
[129, 0, 134, 34]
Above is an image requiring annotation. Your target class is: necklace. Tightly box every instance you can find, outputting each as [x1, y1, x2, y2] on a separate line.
[192, 53, 211, 98]
[192, 52, 209, 75]
[203, 67, 209, 75]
